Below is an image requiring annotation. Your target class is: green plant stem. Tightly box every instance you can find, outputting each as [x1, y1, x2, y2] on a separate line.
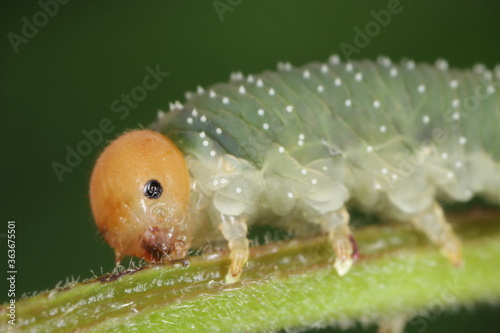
[2, 209, 500, 332]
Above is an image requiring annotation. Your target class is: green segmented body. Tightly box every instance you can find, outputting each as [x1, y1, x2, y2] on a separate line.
[157, 57, 500, 227]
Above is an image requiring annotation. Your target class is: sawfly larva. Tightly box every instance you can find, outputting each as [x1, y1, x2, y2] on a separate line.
[90, 55, 500, 283]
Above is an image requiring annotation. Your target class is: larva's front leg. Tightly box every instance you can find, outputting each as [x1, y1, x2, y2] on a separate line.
[410, 202, 463, 267]
[218, 213, 250, 284]
[319, 206, 357, 276]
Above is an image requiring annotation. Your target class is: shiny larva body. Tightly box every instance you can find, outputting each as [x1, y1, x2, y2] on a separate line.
[91, 56, 500, 283]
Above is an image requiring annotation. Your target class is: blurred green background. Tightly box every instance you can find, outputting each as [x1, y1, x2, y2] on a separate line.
[1, 0, 499, 332]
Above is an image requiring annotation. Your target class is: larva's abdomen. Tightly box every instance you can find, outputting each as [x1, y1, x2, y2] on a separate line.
[160, 57, 500, 213]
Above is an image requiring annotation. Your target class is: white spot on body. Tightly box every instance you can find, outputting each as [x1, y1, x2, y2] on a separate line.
[287, 192, 294, 198]
[202, 140, 209, 147]
[209, 90, 216, 98]
[378, 56, 392, 67]
[452, 112, 460, 120]
[311, 179, 318, 185]
[278, 62, 292, 71]
[247, 75, 255, 83]
[423, 115, 430, 124]
[418, 84, 426, 93]
[187, 117, 193, 124]
[436, 59, 449, 71]
[381, 168, 388, 175]
[231, 72, 244, 81]
[345, 99, 352, 107]
[256, 79, 264, 87]
[238, 85, 246, 94]
[474, 64, 486, 74]
[258, 109, 265, 116]
[449, 80, 459, 89]
[235, 187, 242, 194]
[373, 100, 381, 109]
[200, 115, 207, 122]
[458, 136, 467, 145]
[451, 99, 460, 108]
[455, 161, 463, 169]
[321, 64, 329, 73]
[334, 78, 342, 86]
[263, 123, 269, 130]
[298, 134, 305, 140]
[380, 125, 387, 133]
[346, 62, 353, 72]
[487, 85, 495, 94]
[216, 128, 222, 134]
[286, 105, 293, 113]
[278, 146, 285, 153]
[303, 70, 311, 79]
[268, 88, 275, 96]
[301, 169, 307, 175]
[447, 172, 454, 179]
[355, 72, 363, 81]
[199, 132, 206, 139]
[192, 109, 198, 117]
[210, 151, 216, 157]
[197, 86, 204, 94]
[406, 60, 416, 70]
[222, 97, 229, 104]
[441, 152, 449, 160]
[317, 85, 324, 92]
[366, 146, 373, 152]
[329, 54, 340, 65]
[390, 67, 398, 77]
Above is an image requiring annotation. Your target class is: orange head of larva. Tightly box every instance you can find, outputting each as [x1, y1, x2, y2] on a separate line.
[90, 129, 191, 264]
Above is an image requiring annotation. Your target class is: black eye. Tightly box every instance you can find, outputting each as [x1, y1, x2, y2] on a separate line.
[143, 179, 163, 199]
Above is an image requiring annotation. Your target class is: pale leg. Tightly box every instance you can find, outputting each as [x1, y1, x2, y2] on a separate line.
[378, 315, 407, 333]
[320, 206, 356, 276]
[219, 214, 250, 284]
[410, 202, 463, 266]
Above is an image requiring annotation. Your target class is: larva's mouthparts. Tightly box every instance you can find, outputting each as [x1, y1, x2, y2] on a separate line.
[89, 129, 192, 265]
[140, 223, 192, 262]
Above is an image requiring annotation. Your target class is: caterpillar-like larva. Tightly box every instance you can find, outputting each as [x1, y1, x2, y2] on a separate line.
[90, 56, 500, 283]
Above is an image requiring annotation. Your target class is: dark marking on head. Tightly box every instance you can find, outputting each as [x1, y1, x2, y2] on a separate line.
[141, 227, 173, 262]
